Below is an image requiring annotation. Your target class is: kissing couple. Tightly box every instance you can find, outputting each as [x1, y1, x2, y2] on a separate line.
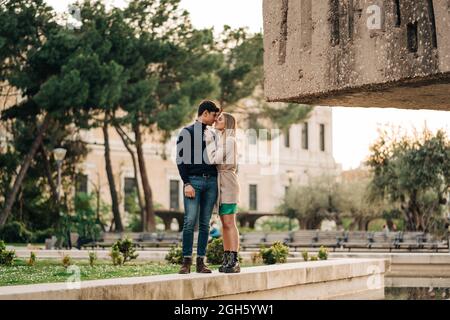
[176, 100, 240, 274]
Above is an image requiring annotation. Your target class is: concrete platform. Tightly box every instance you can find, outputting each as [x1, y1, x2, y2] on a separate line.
[0, 258, 387, 300]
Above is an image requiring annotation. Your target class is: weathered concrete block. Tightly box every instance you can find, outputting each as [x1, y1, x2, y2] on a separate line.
[263, 0, 450, 110]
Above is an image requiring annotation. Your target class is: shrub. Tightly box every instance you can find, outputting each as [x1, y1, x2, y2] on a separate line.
[310, 255, 318, 261]
[165, 244, 183, 265]
[62, 255, 72, 268]
[88, 251, 97, 267]
[318, 246, 329, 260]
[32, 228, 55, 243]
[206, 238, 243, 265]
[259, 241, 289, 265]
[206, 238, 224, 264]
[0, 221, 32, 243]
[110, 238, 138, 266]
[0, 240, 16, 266]
[110, 247, 123, 266]
[251, 252, 263, 264]
[302, 250, 309, 261]
[27, 252, 37, 266]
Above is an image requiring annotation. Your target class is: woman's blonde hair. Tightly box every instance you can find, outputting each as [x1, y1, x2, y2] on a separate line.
[222, 112, 236, 136]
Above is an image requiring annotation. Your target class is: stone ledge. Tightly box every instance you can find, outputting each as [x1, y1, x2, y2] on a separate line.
[0, 259, 387, 300]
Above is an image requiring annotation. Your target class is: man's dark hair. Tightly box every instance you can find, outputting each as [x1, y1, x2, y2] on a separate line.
[198, 100, 220, 117]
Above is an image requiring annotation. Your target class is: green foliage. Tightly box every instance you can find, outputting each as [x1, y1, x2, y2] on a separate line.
[27, 252, 36, 267]
[88, 251, 97, 267]
[61, 255, 72, 268]
[31, 228, 55, 243]
[318, 246, 329, 260]
[110, 238, 138, 266]
[259, 241, 289, 265]
[0, 221, 32, 243]
[206, 238, 224, 265]
[165, 244, 183, 265]
[256, 216, 299, 232]
[302, 250, 309, 262]
[310, 255, 318, 261]
[0, 240, 16, 266]
[206, 238, 243, 264]
[73, 193, 102, 243]
[366, 128, 450, 234]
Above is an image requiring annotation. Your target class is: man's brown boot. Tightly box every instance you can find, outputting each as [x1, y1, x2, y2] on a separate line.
[179, 257, 192, 274]
[196, 256, 212, 273]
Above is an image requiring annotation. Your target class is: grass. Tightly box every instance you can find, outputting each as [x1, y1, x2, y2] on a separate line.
[0, 259, 178, 287]
[0, 259, 257, 287]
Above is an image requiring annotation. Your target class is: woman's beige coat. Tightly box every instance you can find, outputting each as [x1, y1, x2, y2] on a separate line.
[205, 130, 240, 206]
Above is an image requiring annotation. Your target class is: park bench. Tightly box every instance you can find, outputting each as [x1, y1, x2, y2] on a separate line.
[82, 232, 142, 250]
[287, 230, 318, 251]
[368, 231, 400, 251]
[342, 231, 371, 251]
[240, 232, 266, 250]
[417, 233, 449, 252]
[395, 231, 423, 251]
[264, 232, 291, 245]
[315, 231, 344, 251]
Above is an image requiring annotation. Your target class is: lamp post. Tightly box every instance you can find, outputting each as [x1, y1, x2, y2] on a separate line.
[53, 148, 67, 247]
[53, 148, 67, 201]
[286, 170, 295, 231]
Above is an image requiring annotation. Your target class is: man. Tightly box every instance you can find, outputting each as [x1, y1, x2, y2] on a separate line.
[176, 100, 220, 274]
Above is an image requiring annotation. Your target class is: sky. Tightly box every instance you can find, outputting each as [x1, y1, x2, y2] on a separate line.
[46, 0, 450, 170]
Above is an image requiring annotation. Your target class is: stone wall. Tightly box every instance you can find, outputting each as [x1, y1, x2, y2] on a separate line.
[263, 0, 450, 110]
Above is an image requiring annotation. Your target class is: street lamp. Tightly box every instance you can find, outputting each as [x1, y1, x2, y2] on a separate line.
[53, 148, 67, 201]
[286, 170, 295, 231]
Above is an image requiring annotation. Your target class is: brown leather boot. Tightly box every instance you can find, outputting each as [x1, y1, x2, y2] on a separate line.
[196, 256, 212, 273]
[179, 257, 192, 274]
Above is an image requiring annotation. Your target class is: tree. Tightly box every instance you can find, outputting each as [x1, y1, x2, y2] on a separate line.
[278, 174, 343, 230]
[366, 127, 450, 233]
[0, 0, 126, 227]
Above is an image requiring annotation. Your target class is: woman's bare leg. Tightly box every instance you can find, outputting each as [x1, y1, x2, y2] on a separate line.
[220, 214, 240, 251]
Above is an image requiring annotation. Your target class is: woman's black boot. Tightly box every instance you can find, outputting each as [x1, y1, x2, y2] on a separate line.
[219, 251, 230, 273]
[225, 251, 240, 273]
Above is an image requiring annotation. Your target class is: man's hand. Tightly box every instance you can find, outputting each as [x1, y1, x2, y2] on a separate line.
[184, 184, 196, 198]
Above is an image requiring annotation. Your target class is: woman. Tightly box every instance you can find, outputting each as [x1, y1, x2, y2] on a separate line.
[205, 112, 241, 273]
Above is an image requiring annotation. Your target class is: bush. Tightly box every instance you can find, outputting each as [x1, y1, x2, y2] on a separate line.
[110, 238, 138, 266]
[318, 246, 329, 260]
[259, 241, 289, 265]
[302, 250, 309, 261]
[206, 238, 243, 265]
[310, 255, 318, 261]
[88, 251, 97, 267]
[0, 240, 16, 266]
[62, 255, 72, 268]
[32, 228, 55, 243]
[165, 244, 183, 265]
[0, 221, 32, 243]
[27, 252, 37, 266]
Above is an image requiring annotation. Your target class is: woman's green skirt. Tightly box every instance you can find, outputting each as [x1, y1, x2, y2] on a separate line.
[219, 203, 238, 216]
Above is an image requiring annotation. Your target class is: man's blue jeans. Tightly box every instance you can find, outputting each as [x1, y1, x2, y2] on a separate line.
[182, 175, 218, 257]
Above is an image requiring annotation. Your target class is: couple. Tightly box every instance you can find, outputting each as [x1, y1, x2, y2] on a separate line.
[176, 100, 240, 274]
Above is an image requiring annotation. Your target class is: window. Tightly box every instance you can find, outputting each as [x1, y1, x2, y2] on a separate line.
[75, 174, 88, 195]
[320, 124, 325, 152]
[394, 0, 401, 27]
[124, 177, 137, 213]
[407, 22, 418, 53]
[301, 122, 309, 150]
[170, 180, 180, 210]
[249, 184, 258, 211]
[284, 127, 290, 148]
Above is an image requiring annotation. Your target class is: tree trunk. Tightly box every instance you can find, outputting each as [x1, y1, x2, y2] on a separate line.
[102, 113, 123, 232]
[114, 124, 146, 231]
[40, 144, 59, 204]
[0, 113, 52, 226]
[133, 121, 156, 232]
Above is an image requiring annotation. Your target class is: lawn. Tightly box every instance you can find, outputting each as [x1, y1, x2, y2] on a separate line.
[0, 259, 241, 287]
